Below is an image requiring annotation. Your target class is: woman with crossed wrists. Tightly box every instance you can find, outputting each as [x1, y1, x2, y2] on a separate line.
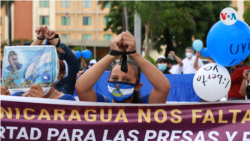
[75, 31, 171, 103]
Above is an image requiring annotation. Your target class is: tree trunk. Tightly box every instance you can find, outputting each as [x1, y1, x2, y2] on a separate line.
[123, 5, 128, 31]
[144, 21, 150, 59]
[164, 28, 173, 58]
[7, 2, 12, 46]
[149, 29, 154, 58]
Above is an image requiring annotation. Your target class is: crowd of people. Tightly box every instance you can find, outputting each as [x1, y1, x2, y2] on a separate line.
[1, 26, 249, 102]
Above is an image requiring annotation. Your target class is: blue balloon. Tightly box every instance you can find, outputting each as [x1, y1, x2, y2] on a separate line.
[81, 50, 92, 59]
[200, 48, 210, 58]
[207, 20, 250, 66]
[75, 51, 81, 59]
[193, 39, 203, 52]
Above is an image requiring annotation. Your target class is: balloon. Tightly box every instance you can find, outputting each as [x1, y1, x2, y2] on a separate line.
[200, 48, 210, 58]
[75, 51, 81, 59]
[81, 50, 92, 59]
[207, 20, 250, 66]
[192, 39, 203, 52]
[193, 63, 231, 101]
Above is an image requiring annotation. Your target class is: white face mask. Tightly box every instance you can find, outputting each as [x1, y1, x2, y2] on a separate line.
[186, 52, 193, 58]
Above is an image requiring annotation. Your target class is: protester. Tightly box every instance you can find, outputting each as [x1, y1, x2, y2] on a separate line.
[239, 70, 249, 99]
[228, 57, 250, 100]
[194, 52, 214, 70]
[75, 31, 171, 103]
[182, 47, 203, 74]
[156, 55, 171, 74]
[166, 51, 183, 74]
[31, 26, 79, 95]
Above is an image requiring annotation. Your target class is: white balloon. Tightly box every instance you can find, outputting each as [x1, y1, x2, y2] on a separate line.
[193, 63, 231, 101]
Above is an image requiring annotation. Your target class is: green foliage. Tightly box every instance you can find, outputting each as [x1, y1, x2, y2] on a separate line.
[244, 1, 250, 26]
[1, 38, 33, 59]
[147, 56, 156, 66]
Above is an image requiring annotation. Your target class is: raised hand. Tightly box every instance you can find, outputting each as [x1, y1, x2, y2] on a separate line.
[110, 34, 124, 52]
[196, 52, 201, 57]
[44, 28, 56, 40]
[122, 31, 136, 52]
[169, 51, 175, 56]
[1, 86, 11, 95]
[35, 26, 46, 39]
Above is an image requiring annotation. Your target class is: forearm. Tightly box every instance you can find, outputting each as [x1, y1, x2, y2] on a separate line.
[174, 55, 183, 67]
[240, 78, 247, 97]
[130, 52, 170, 92]
[194, 57, 199, 70]
[31, 39, 43, 46]
[81, 57, 87, 69]
[76, 54, 117, 93]
[48, 39, 65, 53]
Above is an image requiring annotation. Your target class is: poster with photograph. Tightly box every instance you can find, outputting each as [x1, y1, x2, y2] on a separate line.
[2, 46, 58, 92]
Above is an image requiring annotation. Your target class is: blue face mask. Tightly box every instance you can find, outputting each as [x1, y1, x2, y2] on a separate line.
[108, 81, 138, 102]
[158, 64, 167, 71]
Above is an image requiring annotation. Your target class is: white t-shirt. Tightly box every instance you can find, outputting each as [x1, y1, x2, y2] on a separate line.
[169, 64, 182, 74]
[182, 56, 203, 74]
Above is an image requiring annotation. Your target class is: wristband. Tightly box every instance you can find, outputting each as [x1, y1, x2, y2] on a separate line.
[37, 37, 45, 40]
[109, 50, 136, 73]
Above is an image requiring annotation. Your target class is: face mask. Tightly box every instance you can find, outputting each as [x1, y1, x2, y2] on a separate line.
[43, 88, 51, 96]
[186, 52, 193, 58]
[158, 64, 167, 72]
[108, 81, 138, 102]
[246, 86, 250, 99]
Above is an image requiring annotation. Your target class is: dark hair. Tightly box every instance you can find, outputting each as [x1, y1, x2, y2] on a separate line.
[110, 60, 142, 103]
[59, 59, 66, 75]
[244, 56, 249, 63]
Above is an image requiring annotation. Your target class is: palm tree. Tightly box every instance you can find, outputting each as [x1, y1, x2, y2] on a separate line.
[1, 1, 14, 46]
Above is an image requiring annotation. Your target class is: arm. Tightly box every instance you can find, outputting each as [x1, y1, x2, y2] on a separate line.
[30, 26, 46, 46]
[76, 34, 123, 102]
[240, 70, 249, 97]
[169, 51, 183, 67]
[194, 52, 201, 70]
[124, 31, 170, 103]
[80, 56, 87, 69]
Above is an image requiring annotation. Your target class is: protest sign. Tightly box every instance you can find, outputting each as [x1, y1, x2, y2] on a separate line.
[1, 96, 250, 141]
[2, 46, 58, 93]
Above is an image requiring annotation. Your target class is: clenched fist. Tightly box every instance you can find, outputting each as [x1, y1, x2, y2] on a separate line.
[1, 86, 11, 96]
[122, 31, 136, 53]
[35, 26, 47, 39]
[44, 28, 56, 40]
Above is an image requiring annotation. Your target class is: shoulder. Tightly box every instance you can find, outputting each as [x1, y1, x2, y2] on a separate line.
[59, 94, 76, 100]
[6, 65, 11, 71]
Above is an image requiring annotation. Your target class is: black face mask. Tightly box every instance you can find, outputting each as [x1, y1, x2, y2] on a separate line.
[246, 86, 250, 99]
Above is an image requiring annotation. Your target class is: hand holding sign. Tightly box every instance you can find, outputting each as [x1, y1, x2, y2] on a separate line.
[193, 63, 231, 101]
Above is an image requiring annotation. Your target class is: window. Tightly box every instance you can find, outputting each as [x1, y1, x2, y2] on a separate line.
[61, 1, 70, 8]
[82, 1, 91, 8]
[104, 17, 111, 25]
[104, 34, 112, 41]
[82, 34, 91, 40]
[40, 16, 49, 25]
[40, 1, 49, 7]
[104, 2, 111, 8]
[83, 17, 91, 25]
[61, 17, 70, 25]
[61, 34, 70, 39]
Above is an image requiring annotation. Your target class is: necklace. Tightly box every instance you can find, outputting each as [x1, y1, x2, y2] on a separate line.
[48, 90, 57, 98]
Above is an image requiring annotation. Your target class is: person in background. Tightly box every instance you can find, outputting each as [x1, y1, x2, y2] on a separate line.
[228, 57, 250, 100]
[239, 70, 249, 100]
[89, 59, 97, 67]
[182, 47, 203, 74]
[166, 51, 183, 74]
[31, 26, 79, 96]
[194, 52, 215, 70]
[75, 31, 171, 103]
[156, 55, 171, 74]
